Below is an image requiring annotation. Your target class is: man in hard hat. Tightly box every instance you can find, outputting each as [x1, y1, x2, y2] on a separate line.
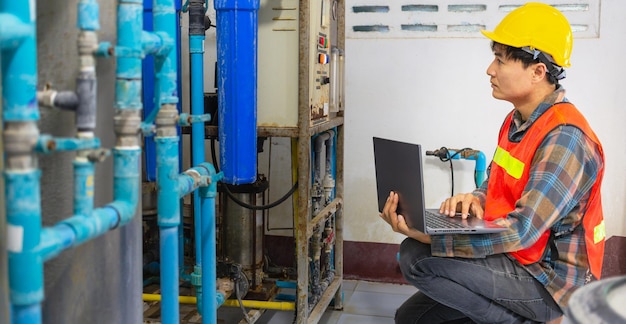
[380, 3, 605, 323]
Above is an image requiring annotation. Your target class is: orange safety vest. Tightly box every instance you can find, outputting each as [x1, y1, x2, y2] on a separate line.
[484, 102, 605, 279]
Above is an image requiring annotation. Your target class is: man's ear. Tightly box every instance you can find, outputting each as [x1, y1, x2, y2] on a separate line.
[532, 63, 548, 82]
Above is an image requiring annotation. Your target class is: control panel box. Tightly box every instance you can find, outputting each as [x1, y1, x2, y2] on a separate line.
[257, 0, 335, 128]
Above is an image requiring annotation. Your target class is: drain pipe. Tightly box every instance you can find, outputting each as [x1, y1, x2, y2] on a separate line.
[1, 1, 42, 323]
[214, 0, 260, 185]
[188, 0, 208, 313]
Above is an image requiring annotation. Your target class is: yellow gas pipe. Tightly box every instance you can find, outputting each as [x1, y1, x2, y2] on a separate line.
[142, 294, 296, 311]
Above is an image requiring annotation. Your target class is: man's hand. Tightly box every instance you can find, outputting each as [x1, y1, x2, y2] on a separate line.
[379, 191, 431, 244]
[439, 193, 484, 220]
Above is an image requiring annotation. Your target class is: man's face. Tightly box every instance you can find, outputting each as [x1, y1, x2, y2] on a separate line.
[486, 46, 535, 105]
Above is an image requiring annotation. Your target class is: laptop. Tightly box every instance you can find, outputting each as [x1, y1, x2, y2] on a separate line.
[373, 137, 507, 235]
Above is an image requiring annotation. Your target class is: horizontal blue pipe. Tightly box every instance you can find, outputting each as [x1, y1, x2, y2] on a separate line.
[177, 163, 214, 197]
[39, 225, 76, 262]
[37, 150, 139, 261]
[178, 113, 211, 126]
[35, 135, 100, 153]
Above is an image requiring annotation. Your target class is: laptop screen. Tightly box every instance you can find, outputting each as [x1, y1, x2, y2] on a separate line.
[373, 137, 427, 232]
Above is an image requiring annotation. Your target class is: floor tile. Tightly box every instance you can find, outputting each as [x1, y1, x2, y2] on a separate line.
[343, 291, 407, 318]
[336, 313, 396, 324]
[355, 281, 417, 296]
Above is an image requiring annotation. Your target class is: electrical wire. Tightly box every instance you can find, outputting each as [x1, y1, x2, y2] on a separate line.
[432, 147, 471, 197]
[210, 137, 299, 211]
[235, 278, 252, 323]
[222, 182, 298, 211]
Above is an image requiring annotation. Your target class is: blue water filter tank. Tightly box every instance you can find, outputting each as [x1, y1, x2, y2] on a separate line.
[215, 0, 259, 185]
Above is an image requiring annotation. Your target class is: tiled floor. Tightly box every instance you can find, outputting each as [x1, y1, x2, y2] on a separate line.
[217, 280, 418, 324]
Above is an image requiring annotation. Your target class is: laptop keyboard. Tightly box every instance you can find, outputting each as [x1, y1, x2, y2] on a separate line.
[425, 210, 468, 229]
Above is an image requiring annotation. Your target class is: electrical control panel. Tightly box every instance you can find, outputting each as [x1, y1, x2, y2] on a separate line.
[309, 0, 332, 126]
[257, 0, 337, 128]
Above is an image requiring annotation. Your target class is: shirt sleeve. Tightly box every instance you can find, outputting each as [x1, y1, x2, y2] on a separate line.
[430, 125, 601, 258]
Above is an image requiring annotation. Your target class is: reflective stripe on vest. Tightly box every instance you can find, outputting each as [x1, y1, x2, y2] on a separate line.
[594, 220, 605, 244]
[493, 146, 525, 179]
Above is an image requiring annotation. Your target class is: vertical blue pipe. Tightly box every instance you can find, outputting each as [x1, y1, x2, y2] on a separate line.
[153, 0, 180, 322]
[0, 0, 39, 122]
[200, 164, 220, 322]
[159, 226, 178, 323]
[191, 25, 205, 272]
[1, 1, 41, 323]
[188, 0, 206, 310]
[73, 161, 95, 216]
[156, 137, 180, 324]
[6, 171, 43, 324]
[214, 0, 259, 185]
[11, 304, 41, 324]
[116, 0, 143, 111]
[153, 0, 178, 106]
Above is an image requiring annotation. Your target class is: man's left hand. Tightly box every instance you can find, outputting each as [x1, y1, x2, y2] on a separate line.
[379, 191, 431, 244]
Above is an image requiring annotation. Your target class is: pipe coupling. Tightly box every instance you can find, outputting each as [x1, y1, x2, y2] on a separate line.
[3, 122, 39, 169]
[78, 31, 98, 71]
[114, 109, 141, 147]
[155, 104, 178, 137]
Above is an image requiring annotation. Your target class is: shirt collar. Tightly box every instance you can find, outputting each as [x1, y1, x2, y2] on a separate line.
[512, 85, 567, 131]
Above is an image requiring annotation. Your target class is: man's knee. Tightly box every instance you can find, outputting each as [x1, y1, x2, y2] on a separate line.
[398, 238, 431, 276]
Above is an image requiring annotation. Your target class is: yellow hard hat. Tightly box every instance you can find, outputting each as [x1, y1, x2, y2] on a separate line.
[481, 2, 573, 67]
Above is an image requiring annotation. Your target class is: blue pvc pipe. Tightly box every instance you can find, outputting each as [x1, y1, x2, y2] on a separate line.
[190, 32, 206, 294]
[73, 160, 95, 217]
[153, 0, 177, 106]
[159, 226, 179, 324]
[214, 0, 259, 185]
[156, 136, 180, 324]
[77, 0, 100, 31]
[6, 171, 43, 307]
[111, 149, 141, 225]
[0, 13, 33, 50]
[116, 0, 143, 111]
[2, 3, 40, 322]
[0, 2, 38, 122]
[200, 165, 222, 321]
[35, 136, 101, 153]
[11, 304, 41, 324]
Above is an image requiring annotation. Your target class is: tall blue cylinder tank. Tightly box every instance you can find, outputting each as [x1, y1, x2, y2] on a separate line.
[214, 0, 259, 185]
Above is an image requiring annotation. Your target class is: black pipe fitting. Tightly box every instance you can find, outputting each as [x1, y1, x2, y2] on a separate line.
[189, 0, 205, 36]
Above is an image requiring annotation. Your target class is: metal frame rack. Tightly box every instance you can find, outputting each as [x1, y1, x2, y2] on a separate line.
[204, 1, 345, 322]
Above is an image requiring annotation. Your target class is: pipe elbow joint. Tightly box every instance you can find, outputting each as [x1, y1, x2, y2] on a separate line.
[199, 164, 222, 198]
[109, 199, 137, 227]
[154, 32, 174, 58]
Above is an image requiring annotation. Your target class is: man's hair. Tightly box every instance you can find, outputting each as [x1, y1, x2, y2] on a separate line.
[491, 42, 559, 85]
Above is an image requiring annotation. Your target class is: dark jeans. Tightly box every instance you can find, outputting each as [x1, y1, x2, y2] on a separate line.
[396, 238, 563, 324]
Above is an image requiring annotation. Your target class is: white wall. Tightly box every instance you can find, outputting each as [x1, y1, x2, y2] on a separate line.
[343, 1, 626, 244]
